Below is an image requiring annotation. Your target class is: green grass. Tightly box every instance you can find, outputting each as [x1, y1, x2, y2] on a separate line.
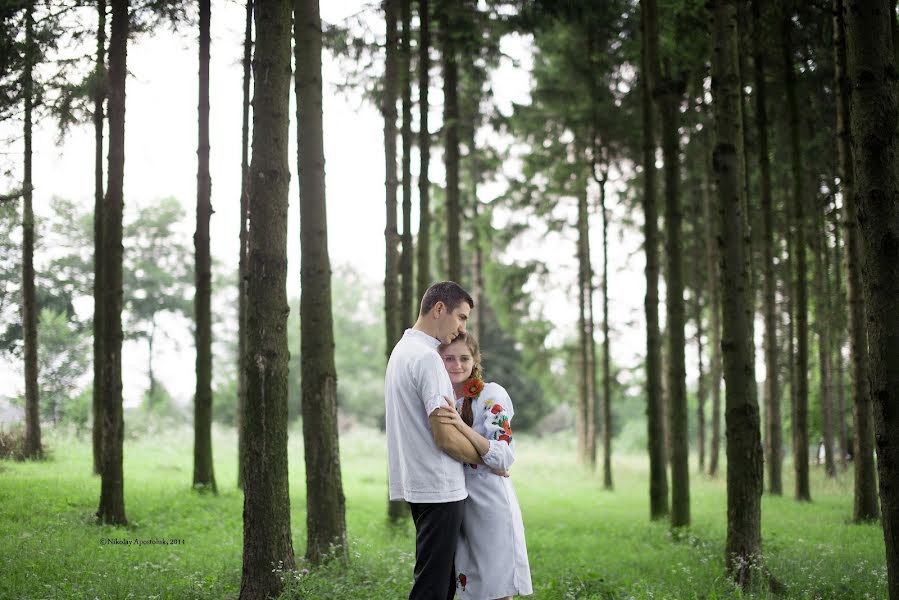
[0, 426, 887, 599]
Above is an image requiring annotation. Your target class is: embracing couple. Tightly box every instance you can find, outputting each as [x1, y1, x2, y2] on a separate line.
[385, 281, 533, 600]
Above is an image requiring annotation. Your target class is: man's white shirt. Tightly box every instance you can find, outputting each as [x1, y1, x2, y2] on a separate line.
[385, 328, 467, 503]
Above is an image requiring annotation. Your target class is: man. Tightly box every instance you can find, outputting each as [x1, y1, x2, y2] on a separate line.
[385, 281, 483, 600]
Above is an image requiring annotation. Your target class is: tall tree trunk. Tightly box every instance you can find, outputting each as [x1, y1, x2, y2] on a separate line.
[711, 0, 764, 586]
[237, 0, 253, 491]
[92, 0, 106, 476]
[599, 172, 613, 489]
[691, 180, 706, 473]
[833, 0, 879, 523]
[383, 0, 399, 355]
[416, 0, 431, 300]
[383, 0, 407, 525]
[295, 0, 348, 564]
[399, 0, 413, 329]
[439, 0, 460, 282]
[239, 0, 295, 595]
[845, 3, 898, 596]
[21, 0, 41, 460]
[575, 181, 596, 465]
[810, 176, 836, 478]
[703, 129, 723, 479]
[97, 0, 128, 526]
[653, 32, 690, 528]
[193, 0, 216, 494]
[752, 0, 782, 495]
[830, 199, 848, 470]
[639, 0, 668, 519]
[467, 124, 483, 341]
[781, 2, 811, 502]
[644, 0, 690, 524]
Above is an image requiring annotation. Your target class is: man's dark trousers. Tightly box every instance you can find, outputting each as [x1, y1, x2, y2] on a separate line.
[408, 500, 465, 600]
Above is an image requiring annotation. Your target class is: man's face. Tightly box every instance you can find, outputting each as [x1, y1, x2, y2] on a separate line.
[435, 301, 471, 345]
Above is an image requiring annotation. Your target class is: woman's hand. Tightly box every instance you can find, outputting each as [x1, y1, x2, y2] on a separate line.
[434, 405, 465, 430]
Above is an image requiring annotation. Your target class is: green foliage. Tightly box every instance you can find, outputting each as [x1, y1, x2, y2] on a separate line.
[0, 428, 887, 598]
[35, 306, 88, 425]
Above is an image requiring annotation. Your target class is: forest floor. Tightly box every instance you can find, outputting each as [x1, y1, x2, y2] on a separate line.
[0, 425, 887, 599]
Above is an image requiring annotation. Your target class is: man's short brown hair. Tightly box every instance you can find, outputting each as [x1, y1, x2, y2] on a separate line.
[419, 281, 474, 316]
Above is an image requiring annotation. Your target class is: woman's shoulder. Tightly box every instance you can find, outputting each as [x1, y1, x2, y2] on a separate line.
[479, 382, 513, 412]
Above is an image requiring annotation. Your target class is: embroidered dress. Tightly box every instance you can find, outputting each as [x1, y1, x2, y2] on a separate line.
[454, 382, 532, 599]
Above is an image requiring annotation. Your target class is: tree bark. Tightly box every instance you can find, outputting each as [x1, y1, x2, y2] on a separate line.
[643, 0, 690, 524]
[712, 0, 764, 586]
[830, 199, 848, 470]
[97, 0, 128, 526]
[21, 0, 41, 460]
[439, 0, 460, 282]
[703, 127, 723, 479]
[845, 2, 899, 596]
[416, 0, 431, 300]
[92, 0, 107, 476]
[781, 1, 811, 502]
[383, 0, 400, 356]
[691, 174, 706, 473]
[810, 173, 836, 478]
[193, 0, 216, 494]
[237, 0, 253, 491]
[239, 0, 295, 594]
[575, 180, 596, 466]
[639, 0, 668, 520]
[599, 171, 613, 489]
[295, 0, 348, 565]
[399, 0, 413, 329]
[833, 0, 880, 523]
[384, 0, 408, 525]
[752, 0, 782, 495]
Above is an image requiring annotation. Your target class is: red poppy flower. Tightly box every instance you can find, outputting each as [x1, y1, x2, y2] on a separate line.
[491, 404, 503, 414]
[502, 421, 512, 434]
[499, 434, 511, 444]
[463, 377, 484, 399]
[458, 574, 467, 590]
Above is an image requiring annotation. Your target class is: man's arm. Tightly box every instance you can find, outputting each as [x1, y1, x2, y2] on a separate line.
[429, 412, 482, 464]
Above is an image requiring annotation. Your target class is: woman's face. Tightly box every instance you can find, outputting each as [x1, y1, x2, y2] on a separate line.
[440, 340, 474, 385]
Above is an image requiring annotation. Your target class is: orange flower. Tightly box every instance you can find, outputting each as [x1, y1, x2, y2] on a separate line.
[463, 377, 484, 399]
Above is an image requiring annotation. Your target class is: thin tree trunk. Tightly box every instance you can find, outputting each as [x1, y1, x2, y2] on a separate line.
[703, 129, 723, 479]
[383, 0, 399, 356]
[21, 0, 41, 460]
[295, 0, 348, 564]
[833, 0, 879, 523]
[92, 0, 106, 476]
[644, 0, 690, 524]
[752, 0, 782, 495]
[193, 0, 216, 494]
[599, 172, 613, 489]
[96, 0, 128, 526]
[830, 198, 848, 470]
[781, 2, 811, 502]
[691, 181, 706, 473]
[237, 0, 252, 491]
[845, 3, 899, 596]
[640, 0, 668, 519]
[383, 0, 407, 525]
[239, 0, 295, 594]
[585, 180, 597, 469]
[399, 0, 413, 329]
[810, 173, 836, 478]
[575, 181, 592, 464]
[416, 0, 431, 300]
[712, 0, 764, 587]
[439, 0, 460, 282]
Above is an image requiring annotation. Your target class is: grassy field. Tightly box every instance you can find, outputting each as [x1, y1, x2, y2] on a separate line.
[0, 425, 887, 599]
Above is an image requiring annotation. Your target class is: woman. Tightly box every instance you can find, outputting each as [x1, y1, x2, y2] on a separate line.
[435, 332, 532, 600]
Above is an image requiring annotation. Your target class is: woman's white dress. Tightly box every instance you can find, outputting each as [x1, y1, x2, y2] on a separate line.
[454, 382, 532, 599]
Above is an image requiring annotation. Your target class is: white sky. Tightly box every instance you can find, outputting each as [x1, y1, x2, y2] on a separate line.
[0, 0, 730, 408]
